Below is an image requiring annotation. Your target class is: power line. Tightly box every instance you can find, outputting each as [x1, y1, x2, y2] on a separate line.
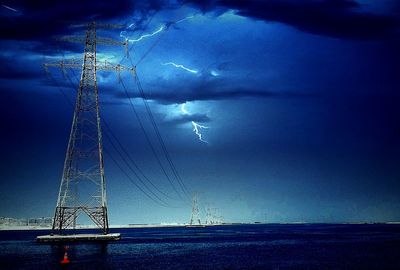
[102, 119, 180, 202]
[103, 131, 176, 208]
[66, 68, 183, 206]
[134, 75, 191, 198]
[104, 147, 174, 208]
[48, 26, 193, 204]
[119, 11, 158, 65]
[47, 68, 180, 208]
[69, 65, 181, 203]
[119, 77, 186, 201]
[121, 74, 191, 201]
[65, 67, 181, 203]
[135, 29, 167, 66]
[116, 13, 193, 199]
[125, 14, 193, 67]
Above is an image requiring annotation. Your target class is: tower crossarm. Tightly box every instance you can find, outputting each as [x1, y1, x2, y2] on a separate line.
[58, 35, 127, 47]
[44, 59, 134, 71]
[58, 35, 128, 56]
[96, 60, 136, 73]
[70, 23, 126, 30]
[44, 59, 136, 80]
[43, 58, 82, 70]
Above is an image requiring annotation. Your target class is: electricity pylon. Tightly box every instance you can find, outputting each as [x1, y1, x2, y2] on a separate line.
[212, 207, 223, 224]
[45, 22, 134, 235]
[205, 207, 223, 225]
[205, 205, 212, 225]
[189, 194, 201, 225]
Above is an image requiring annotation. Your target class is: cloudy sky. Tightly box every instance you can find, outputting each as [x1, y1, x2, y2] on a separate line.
[0, 0, 399, 224]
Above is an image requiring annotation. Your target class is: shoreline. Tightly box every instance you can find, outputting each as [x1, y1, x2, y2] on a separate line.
[1, 222, 400, 231]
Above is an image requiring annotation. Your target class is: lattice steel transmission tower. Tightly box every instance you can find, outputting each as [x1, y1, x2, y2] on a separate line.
[205, 205, 212, 225]
[211, 207, 223, 225]
[189, 194, 201, 225]
[45, 22, 133, 235]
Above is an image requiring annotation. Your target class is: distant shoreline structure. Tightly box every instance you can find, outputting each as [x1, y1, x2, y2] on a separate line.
[0, 216, 53, 229]
[1, 222, 400, 231]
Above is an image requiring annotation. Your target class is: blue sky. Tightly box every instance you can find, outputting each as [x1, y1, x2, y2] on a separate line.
[0, 0, 399, 224]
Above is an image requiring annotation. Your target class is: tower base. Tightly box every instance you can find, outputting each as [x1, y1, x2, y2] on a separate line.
[36, 233, 120, 243]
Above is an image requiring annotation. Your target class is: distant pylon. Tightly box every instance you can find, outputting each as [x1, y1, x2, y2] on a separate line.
[205, 205, 212, 225]
[212, 208, 218, 224]
[189, 194, 201, 225]
[210, 207, 223, 225]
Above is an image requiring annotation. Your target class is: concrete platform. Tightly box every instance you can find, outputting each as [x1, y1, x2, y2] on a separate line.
[36, 233, 121, 242]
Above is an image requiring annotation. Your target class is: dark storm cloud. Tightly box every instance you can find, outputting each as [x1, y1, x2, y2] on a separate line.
[0, 1, 147, 89]
[165, 112, 211, 125]
[11, 1, 135, 36]
[112, 79, 315, 104]
[0, 1, 169, 80]
[181, 0, 399, 39]
[155, 87, 314, 103]
[0, 0, 168, 41]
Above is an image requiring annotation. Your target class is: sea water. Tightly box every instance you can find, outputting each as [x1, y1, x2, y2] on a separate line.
[1, 224, 400, 269]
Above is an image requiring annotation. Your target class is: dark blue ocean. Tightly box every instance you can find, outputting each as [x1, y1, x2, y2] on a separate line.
[1, 224, 400, 269]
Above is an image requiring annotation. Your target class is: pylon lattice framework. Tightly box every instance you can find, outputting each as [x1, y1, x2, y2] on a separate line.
[189, 195, 201, 225]
[47, 22, 133, 234]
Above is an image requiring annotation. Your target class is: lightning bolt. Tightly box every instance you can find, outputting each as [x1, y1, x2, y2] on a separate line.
[181, 103, 209, 144]
[192, 122, 209, 144]
[180, 103, 189, 114]
[120, 14, 196, 43]
[121, 25, 165, 43]
[2, 4, 18, 12]
[175, 15, 195, 24]
[119, 23, 134, 41]
[162, 62, 198, 74]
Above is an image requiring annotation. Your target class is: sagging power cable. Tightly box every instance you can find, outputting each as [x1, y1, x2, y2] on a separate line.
[46, 68, 181, 208]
